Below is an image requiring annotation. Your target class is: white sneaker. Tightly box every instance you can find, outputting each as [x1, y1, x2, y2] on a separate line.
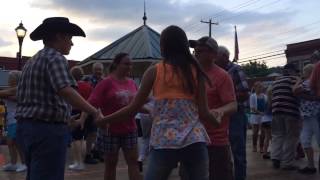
[16, 164, 27, 172]
[69, 163, 85, 171]
[68, 163, 78, 169]
[2, 163, 17, 171]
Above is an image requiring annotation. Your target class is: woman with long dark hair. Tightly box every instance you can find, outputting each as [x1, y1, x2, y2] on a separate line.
[96, 26, 219, 180]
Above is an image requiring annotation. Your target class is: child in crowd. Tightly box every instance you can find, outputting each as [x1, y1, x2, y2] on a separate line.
[0, 71, 27, 172]
[249, 82, 267, 153]
[261, 85, 272, 159]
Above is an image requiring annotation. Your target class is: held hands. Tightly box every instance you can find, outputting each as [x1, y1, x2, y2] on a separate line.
[68, 114, 82, 129]
[210, 109, 223, 125]
[94, 109, 105, 127]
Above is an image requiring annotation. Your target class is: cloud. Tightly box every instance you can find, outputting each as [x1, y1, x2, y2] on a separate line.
[0, 38, 12, 47]
[87, 27, 133, 42]
[28, 0, 298, 66]
[30, 0, 294, 30]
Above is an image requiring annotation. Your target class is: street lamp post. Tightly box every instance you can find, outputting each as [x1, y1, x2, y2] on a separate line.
[15, 21, 27, 70]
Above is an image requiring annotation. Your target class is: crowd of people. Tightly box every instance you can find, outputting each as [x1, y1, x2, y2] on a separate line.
[0, 16, 319, 180]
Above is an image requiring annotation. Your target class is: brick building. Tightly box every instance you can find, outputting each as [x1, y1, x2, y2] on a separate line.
[286, 38, 320, 72]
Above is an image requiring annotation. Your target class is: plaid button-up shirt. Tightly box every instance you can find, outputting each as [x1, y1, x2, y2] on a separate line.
[16, 47, 77, 123]
[225, 62, 249, 107]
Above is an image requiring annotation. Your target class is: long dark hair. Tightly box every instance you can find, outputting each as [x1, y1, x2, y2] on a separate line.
[109, 52, 129, 73]
[160, 25, 210, 94]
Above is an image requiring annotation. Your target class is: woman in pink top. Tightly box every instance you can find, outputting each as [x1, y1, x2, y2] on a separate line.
[96, 26, 219, 180]
[88, 53, 140, 180]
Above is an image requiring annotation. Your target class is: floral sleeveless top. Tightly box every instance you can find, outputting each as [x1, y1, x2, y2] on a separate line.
[150, 62, 210, 149]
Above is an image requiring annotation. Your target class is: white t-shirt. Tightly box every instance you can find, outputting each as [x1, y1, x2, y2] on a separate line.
[249, 93, 267, 124]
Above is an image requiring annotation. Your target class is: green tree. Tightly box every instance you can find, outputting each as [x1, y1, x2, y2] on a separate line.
[241, 61, 271, 78]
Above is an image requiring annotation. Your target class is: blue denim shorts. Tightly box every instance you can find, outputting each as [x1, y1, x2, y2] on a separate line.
[6, 123, 17, 140]
[300, 117, 320, 148]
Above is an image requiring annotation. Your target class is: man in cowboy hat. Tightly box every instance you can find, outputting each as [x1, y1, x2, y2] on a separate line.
[16, 17, 102, 180]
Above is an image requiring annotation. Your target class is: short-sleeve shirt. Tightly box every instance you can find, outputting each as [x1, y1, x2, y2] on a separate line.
[88, 76, 137, 135]
[271, 76, 300, 118]
[204, 65, 236, 146]
[88, 75, 103, 88]
[77, 81, 93, 100]
[249, 93, 267, 122]
[16, 47, 77, 123]
[225, 62, 249, 108]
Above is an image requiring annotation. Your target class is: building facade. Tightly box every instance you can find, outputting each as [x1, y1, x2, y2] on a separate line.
[286, 38, 320, 72]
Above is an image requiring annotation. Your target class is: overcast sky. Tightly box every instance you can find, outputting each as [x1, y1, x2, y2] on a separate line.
[0, 0, 319, 67]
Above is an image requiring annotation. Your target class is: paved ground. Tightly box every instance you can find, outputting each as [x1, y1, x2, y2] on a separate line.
[0, 130, 319, 180]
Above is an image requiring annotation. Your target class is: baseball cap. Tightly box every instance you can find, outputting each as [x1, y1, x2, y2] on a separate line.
[189, 36, 218, 52]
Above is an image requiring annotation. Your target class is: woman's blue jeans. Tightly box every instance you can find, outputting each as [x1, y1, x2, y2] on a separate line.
[144, 142, 209, 180]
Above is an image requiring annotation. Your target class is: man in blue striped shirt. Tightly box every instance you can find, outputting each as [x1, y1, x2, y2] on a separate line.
[270, 63, 301, 170]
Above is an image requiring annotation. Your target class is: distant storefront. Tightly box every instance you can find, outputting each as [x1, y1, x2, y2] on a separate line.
[286, 38, 320, 72]
[0, 70, 9, 89]
[0, 56, 79, 89]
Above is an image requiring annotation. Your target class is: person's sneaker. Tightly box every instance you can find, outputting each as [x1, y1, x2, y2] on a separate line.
[84, 154, 98, 164]
[281, 165, 298, 171]
[272, 159, 280, 169]
[15, 164, 27, 172]
[70, 163, 85, 171]
[298, 166, 317, 174]
[68, 163, 78, 169]
[2, 163, 17, 171]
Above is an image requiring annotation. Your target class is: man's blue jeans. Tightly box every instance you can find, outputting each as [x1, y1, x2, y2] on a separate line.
[145, 142, 209, 180]
[229, 111, 247, 180]
[16, 120, 68, 180]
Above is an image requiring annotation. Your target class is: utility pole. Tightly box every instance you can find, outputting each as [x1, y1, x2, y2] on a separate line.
[200, 18, 219, 37]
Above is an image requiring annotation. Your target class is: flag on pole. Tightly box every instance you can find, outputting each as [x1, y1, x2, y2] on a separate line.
[233, 25, 239, 62]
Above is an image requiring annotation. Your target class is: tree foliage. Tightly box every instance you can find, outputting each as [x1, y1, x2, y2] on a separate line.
[241, 61, 271, 78]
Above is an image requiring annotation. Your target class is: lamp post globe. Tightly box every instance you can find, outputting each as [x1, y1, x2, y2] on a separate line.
[15, 21, 27, 70]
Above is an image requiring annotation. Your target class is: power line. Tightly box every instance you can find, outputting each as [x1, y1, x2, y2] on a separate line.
[241, 27, 320, 56]
[200, 18, 219, 37]
[190, 0, 279, 36]
[219, 0, 281, 22]
[238, 52, 285, 63]
[238, 54, 286, 65]
[184, 0, 263, 33]
[240, 49, 284, 60]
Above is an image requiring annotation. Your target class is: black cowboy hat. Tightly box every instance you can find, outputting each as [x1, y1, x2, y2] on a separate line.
[30, 17, 86, 41]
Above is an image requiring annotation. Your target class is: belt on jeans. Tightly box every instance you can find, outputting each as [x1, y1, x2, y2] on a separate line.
[17, 118, 67, 125]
